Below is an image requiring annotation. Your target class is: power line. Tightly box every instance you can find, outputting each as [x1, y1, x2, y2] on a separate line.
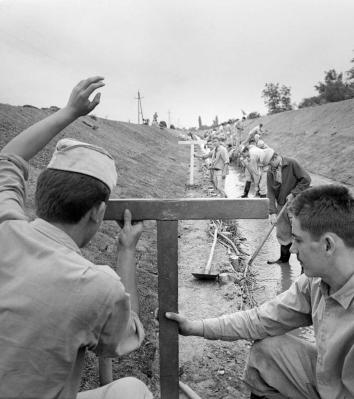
[135, 91, 144, 124]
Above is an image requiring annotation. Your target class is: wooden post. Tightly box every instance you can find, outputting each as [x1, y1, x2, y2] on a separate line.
[178, 141, 200, 185]
[157, 220, 179, 397]
[102, 198, 268, 398]
[189, 142, 194, 185]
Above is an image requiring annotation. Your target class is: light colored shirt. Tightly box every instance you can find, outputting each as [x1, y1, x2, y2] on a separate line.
[258, 147, 274, 166]
[203, 273, 354, 398]
[211, 145, 230, 171]
[0, 154, 144, 398]
[246, 145, 264, 177]
[248, 125, 263, 138]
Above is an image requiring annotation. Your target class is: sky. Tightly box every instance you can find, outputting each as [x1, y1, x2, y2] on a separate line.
[0, 0, 354, 128]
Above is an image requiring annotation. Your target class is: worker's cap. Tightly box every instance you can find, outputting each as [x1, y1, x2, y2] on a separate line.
[47, 138, 117, 191]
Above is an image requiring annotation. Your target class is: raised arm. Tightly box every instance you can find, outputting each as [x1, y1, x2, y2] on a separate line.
[116, 209, 144, 313]
[1, 76, 105, 161]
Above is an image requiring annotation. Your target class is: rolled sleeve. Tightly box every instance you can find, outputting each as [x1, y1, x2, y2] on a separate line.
[115, 310, 145, 356]
[203, 275, 313, 341]
[0, 154, 29, 223]
[93, 277, 145, 357]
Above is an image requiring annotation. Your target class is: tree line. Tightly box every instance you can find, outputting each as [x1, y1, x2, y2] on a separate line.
[262, 51, 354, 115]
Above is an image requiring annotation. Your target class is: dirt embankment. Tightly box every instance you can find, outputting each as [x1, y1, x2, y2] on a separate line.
[243, 98, 354, 186]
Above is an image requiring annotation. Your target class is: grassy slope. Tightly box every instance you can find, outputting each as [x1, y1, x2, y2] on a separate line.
[243, 98, 354, 186]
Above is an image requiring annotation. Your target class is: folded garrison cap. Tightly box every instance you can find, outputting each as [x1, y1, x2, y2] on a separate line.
[47, 138, 117, 191]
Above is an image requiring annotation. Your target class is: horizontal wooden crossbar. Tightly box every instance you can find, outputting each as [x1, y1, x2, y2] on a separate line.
[104, 198, 268, 221]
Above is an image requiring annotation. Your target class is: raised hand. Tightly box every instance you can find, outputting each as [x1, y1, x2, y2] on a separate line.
[1, 76, 106, 161]
[66, 76, 105, 118]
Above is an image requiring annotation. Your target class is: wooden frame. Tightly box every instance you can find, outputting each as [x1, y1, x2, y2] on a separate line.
[103, 198, 268, 398]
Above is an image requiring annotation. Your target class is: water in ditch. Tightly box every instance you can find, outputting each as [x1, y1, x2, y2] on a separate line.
[224, 166, 314, 342]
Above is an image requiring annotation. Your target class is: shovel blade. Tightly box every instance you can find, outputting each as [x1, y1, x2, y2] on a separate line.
[192, 272, 219, 280]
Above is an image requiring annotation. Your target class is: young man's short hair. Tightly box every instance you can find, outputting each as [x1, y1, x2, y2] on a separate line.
[290, 185, 354, 247]
[35, 169, 110, 224]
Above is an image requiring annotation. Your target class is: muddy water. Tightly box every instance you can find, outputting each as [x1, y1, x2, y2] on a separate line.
[225, 167, 302, 300]
[225, 167, 354, 300]
[225, 166, 319, 342]
[224, 166, 354, 343]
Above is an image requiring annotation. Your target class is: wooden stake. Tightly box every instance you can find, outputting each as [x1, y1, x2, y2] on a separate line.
[178, 140, 200, 185]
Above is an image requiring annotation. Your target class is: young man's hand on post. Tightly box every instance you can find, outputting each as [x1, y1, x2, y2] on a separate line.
[165, 312, 204, 337]
[117, 209, 144, 251]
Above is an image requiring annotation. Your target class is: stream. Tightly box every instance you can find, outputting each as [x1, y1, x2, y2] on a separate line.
[224, 165, 353, 343]
[224, 166, 301, 301]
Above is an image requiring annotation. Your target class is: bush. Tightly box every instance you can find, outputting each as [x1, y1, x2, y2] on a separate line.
[298, 96, 325, 109]
[247, 111, 261, 119]
[159, 121, 167, 129]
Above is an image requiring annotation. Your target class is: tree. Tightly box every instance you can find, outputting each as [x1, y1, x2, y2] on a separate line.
[279, 85, 292, 111]
[212, 115, 219, 127]
[314, 69, 353, 102]
[262, 83, 293, 114]
[299, 52, 354, 109]
[346, 51, 354, 83]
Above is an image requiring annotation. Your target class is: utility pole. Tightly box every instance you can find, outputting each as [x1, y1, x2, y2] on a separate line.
[168, 110, 171, 128]
[135, 91, 144, 124]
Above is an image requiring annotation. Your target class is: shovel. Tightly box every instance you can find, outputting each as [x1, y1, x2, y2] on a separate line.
[192, 223, 219, 280]
[247, 200, 289, 267]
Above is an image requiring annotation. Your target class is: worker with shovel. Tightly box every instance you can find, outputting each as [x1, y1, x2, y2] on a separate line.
[266, 152, 311, 264]
[240, 142, 274, 198]
[195, 136, 229, 198]
[166, 184, 354, 399]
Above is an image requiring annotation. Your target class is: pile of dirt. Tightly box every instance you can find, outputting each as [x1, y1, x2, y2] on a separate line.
[243, 98, 354, 186]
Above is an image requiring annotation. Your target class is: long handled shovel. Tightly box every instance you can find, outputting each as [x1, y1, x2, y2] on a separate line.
[192, 223, 219, 280]
[247, 200, 289, 267]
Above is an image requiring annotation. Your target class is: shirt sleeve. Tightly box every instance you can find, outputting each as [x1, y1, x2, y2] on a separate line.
[290, 160, 311, 196]
[267, 172, 277, 214]
[221, 147, 229, 164]
[203, 274, 313, 341]
[0, 154, 29, 223]
[92, 274, 145, 357]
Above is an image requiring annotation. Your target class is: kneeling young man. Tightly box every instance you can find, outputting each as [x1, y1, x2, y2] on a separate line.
[166, 184, 354, 398]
